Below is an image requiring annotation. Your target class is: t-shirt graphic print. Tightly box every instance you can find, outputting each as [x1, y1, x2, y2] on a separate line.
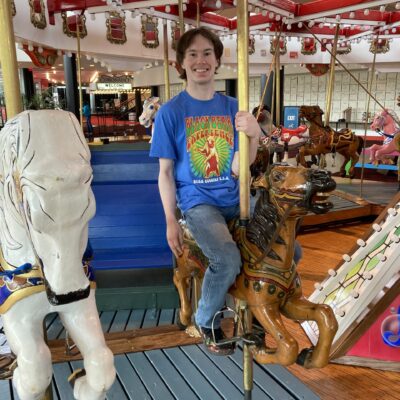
[186, 115, 234, 184]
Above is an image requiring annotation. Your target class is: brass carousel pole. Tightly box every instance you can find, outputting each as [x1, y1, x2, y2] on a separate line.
[237, 3, 253, 399]
[360, 34, 378, 198]
[163, 21, 171, 101]
[178, 0, 184, 35]
[76, 14, 83, 128]
[325, 24, 340, 127]
[0, 0, 22, 118]
[196, 1, 200, 28]
[275, 39, 281, 127]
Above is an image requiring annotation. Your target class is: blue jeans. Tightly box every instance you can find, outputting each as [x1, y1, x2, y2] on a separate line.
[184, 204, 241, 329]
[86, 116, 93, 135]
[183, 200, 303, 329]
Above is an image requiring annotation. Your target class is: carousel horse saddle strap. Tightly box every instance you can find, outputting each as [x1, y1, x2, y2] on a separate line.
[331, 128, 354, 145]
[0, 262, 33, 277]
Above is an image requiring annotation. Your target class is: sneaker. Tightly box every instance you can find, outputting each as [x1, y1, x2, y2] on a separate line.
[198, 326, 235, 356]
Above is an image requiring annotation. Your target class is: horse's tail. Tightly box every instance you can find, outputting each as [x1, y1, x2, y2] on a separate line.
[357, 135, 364, 155]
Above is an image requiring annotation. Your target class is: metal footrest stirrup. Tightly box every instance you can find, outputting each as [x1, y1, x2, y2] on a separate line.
[209, 306, 264, 348]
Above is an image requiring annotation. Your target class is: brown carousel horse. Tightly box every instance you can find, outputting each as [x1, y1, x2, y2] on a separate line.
[174, 164, 338, 368]
[297, 105, 363, 178]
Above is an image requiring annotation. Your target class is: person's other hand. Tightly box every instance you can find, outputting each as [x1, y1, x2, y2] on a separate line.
[166, 219, 184, 258]
[235, 111, 261, 139]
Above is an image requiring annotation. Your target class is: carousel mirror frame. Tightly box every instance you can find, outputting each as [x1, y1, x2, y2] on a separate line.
[29, 0, 47, 30]
[106, 12, 127, 45]
[61, 12, 87, 39]
[141, 15, 159, 49]
[270, 37, 287, 56]
[11, 0, 16, 16]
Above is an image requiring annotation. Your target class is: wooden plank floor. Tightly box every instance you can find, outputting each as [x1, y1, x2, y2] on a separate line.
[2, 308, 317, 400]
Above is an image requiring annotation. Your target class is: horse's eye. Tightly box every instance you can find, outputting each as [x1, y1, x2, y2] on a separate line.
[149, 105, 154, 110]
[272, 172, 284, 182]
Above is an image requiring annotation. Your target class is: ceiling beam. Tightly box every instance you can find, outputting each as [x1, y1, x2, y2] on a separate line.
[293, 0, 396, 23]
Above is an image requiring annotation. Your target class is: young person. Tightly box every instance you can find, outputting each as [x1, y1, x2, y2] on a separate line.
[150, 27, 261, 356]
[82, 103, 93, 139]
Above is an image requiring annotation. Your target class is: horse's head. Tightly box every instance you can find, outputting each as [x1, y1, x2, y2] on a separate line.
[0, 110, 96, 305]
[139, 97, 160, 128]
[299, 105, 324, 123]
[253, 164, 336, 216]
[370, 109, 399, 134]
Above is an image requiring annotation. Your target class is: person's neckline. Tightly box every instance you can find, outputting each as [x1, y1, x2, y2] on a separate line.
[183, 90, 218, 102]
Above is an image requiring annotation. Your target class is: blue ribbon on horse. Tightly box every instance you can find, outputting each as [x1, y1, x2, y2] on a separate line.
[376, 130, 395, 139]
[0, 263, 33, 278]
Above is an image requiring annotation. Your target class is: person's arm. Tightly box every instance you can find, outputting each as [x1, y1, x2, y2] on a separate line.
[158, 158, 183, 258]
[231, 111, 261, 176]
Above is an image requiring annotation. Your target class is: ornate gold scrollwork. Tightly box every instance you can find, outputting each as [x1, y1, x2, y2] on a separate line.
[61, 12, 87, 39]
[337, 43, 351, 55]
[29, 0, 47, 29]
[369, 38, 390, 54]
[270, 37, 287, 55]
[106, 12, 127, 44]
[141, 15, 159, 48]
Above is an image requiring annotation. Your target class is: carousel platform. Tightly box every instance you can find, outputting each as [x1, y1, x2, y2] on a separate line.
[0, 309, 318, 400]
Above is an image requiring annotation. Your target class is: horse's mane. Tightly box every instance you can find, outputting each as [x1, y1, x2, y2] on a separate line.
[385, 109, 400, 128]
[245, 189, 284, 261]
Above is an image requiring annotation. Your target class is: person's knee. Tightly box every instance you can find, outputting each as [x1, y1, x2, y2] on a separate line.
[223, 244, 242, 279]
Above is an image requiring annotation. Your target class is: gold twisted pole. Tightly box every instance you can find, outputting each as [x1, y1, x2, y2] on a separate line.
[76, 14, 83, 127]
[163, 21, 170, 101]
[324, 24, 340, 127]
[0, 0, 22, 118]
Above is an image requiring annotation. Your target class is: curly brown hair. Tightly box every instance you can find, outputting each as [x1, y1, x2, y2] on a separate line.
[176, 27, 223, 80]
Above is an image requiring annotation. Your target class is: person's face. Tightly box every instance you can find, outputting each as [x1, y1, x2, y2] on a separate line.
[182, 34, 218, 86]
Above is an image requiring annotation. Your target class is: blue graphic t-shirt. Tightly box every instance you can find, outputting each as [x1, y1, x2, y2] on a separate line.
[150, 91, 239, 212]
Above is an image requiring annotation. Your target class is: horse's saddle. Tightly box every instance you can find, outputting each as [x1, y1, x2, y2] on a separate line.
[331, 128, 354, 146]
[273, 125, 308, 143]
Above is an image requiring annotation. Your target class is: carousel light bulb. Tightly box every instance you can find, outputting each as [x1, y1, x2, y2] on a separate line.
[380, 5, 385, 12]
[276, 15, 281, 21]
[86, 54, 91, 60]
[377, 253, 387, 262]
[388, 207, 398, 216]
[255, 7, 260, 14]
[106, 0, 112, 5]
[67, 51, 72, 57]
[350, 290, 359, 299]
[93, 57, 98, 63]
[392, 28, 397, 33]
[183, 4, 187, 11]
[363, 272, 373, 280]
[298, 22, 303, 28]
[336, 14, 341, 21]
[28, 43, 34, 51]
[308, 21, 314, 28]
[154, 60, 159, 66]
[356, 239, 366, 247]
[17, 42, 23, 49]
[261, 10, 266, 17]
[342, 254, 351, 262]
[269, 12, 274, 18]
[328, 269, 337, 277]
[337, 309, 346, 318]
[319, 22, 324, 28]
[384, 30, 389, 35]
[107, 67, 112, 72]
[90, 13, 96, 21]
[216, 0, 222, 8]
[396, 2, 400, 10]
[287, 23, 292, 30]
[232, 0, 237, 5]
[349, 11, 355, 18]
[314, 282, 323, 291]
[101, 61, 105, 67]
[364, 9, 370, 15]
[390, 234, 400, 243]
[57, 49, 62, 56]
[165, 5, 171, 13]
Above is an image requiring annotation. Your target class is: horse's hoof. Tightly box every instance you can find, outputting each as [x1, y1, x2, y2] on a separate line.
[68, 368, 86, 389]
[339, 171, 346, 178]
[296, 347, 314, 366]
[176, 311, 188, 330]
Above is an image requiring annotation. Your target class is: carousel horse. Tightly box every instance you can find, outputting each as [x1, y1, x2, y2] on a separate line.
[297, 105, 363, 178]
[174, 164, 338, 368]
[0, 110, 115, 400]
[254, 106, 307, 163]
[139, 96, 161, 142]
[368, 109, 400, 163]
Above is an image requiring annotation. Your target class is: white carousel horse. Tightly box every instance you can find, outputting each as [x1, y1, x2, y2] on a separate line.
[139, 96, 161, 143]
[0, 110, 115, 400]
[368, 109, 400, 163]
